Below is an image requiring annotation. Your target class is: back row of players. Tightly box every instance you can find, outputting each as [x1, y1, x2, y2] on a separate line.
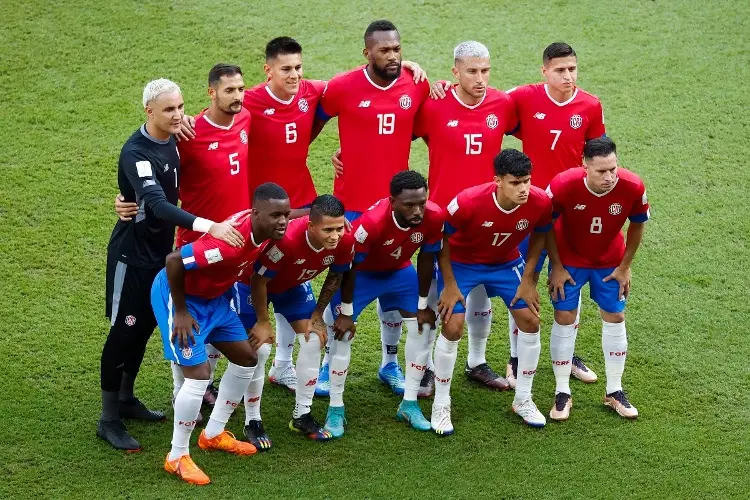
[101, 20, 649, 485]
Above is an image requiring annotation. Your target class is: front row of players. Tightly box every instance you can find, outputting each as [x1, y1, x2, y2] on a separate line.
[155, 137, 648, 484]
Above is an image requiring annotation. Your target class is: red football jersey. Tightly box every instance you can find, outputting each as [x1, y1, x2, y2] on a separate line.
[176, 108, 252, 247]
[414, 87, 518, 208]
[319, 66, 430, 212]
[243, 80, 326, 209]
[181, 210, 266, 299]
[548, 167, 649, 269]
[352, 198, 444, 273]
[255, 216, 355, 294]
[507, 83, 605, 190]
[445, 183, 552, 265]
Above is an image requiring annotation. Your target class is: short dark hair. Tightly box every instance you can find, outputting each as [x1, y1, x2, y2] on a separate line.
[494, 149, 533, 177]
[584, 137, 617, 161]
[253, 182, 288, 204]
[364, 20, 399, 46]
[265, 36, 302, 61]
[542, 42, 576, 65]
[390, 170, 427, 196]
[310, 194, 345, 221]
[208, 64, 242, 87]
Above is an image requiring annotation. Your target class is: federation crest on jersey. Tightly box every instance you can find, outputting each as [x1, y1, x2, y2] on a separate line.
[399, 95, 412, 110]
[322, 255, 335, 266]
[182, 347, 193, 360]
[410, 232, 423, 243]
[516, 219, 529, 231]
[609, 203, 622, 216]
[569, 114, 583, 129]
[298, 98, 309, 112]
[240, 130, 248, 144]
[486, 113, 499, 129]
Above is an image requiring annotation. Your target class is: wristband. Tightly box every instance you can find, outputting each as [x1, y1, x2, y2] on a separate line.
[339, 302, 354, 316]
[193, 217, 214, 233]
[418, 296, 428, 310]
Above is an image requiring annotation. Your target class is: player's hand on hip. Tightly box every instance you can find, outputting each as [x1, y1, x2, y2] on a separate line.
[402, 60, 427, 83]
[603, 265, 631, 301]
[437, 285, 465, 323]
[209, 222, 245, 247]
[306, 312, 328, 347]
[333, 314, 355, 341]
[429, 81, 450, 100]
[511, 278, 540, 317]
[331, 148, 343, 178]
[249, 321, 274, 350]
[114, 193, 138, 221]
[176, 115, 196, 142]
[548, 266, 576, 302]
[417, 307, 437, 331]
[172, 310, 199, 349]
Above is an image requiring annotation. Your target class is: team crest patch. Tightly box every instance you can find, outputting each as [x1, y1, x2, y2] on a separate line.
[298, 98, 309, 112]
[266, 245, 284, 263]
[240, 129, 248, 144]
[486, 113, 498, 129]
[354, 225, 368, 243]
[516, 219, 529, 231]
[181, 347, 193, 360]
[410, 232, 424, 243]
[609, 203, 622, 215]
[125, 315, 136, 326]
[399, 95, 412, 110]
[569, 114, 583, 129]
[322, 255, 335, 266]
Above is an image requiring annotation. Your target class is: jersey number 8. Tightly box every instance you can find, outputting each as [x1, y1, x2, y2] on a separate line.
[590, 217, 602, 234]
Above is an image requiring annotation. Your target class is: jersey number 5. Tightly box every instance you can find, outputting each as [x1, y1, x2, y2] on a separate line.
[229, 152, 240, 175]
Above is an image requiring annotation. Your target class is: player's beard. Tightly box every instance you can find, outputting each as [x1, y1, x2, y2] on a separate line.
[220, 100, 243, 115]
[372, 61, 401, 82]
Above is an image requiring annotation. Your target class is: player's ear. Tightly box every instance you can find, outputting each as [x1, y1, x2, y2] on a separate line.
[363, 47, 369, 60]
[451, 66, 460, 80]
[263, 63, 271, 78]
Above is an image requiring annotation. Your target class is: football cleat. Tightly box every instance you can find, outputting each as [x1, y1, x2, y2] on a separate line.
[430, 403, 455, 436]
[512, 398, 546, 428]
[418, 368, 435, 398]
[244, 420, 272, 451]
[198, 429, 257, 455]
[465, 363, 510, 391]
[164, 454, 210, 485]
[96, 419, 141, 451]
[604, 390, 638, 419]
[315, 363, 331, 397]
[396, 400, 432, 431]
[289, 413, 334, 441]
[268, 362, 297, 392]
[118, 398, 166, 422]
[571, 356, 598, 383]
[549, 392, 573, 421]
[506, 357, 518, 389]
[324, 406, 347, 438]
[378, 362, 405, 395]
[203, 383, 218, 406]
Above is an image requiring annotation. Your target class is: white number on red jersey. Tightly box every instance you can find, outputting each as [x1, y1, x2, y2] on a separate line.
[390, 246, 402, 259]
[285, 123, 297, 144]
[378, 113, 395, 135]
[296, 268, 317, 281]
[590, 217, 602, 234]
[229, 152, 240, 175]
[491, 232, 512, 246]
[464, 134, 483, 155]
[549, 129, 562, 150]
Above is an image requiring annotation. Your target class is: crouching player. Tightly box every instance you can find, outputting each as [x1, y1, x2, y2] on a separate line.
[151, 183, 290, 485]
[545, 137, 649, 421]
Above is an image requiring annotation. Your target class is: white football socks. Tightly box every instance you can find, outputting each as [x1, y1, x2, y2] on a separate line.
[204, 362, 254, 439]
[321, 306, 335, 366]
[426, 279, 439, 371]
[329, 335, 353, 407]
[433, 334, 459, 407]
[508, 314, 519, 359]
[550, 321, 577, 395]
[294, 333, 321, 418]
[403, 318, 429, 401]
[602, 320, 627, 394]
[378, 303, 402, 368]
[466, 287, 492, 368]
[273, 313, 296, 369]
[244, 343, 271, 424]
[205, 344, 221, 385]
[170, 377, 208, 461]
[514, 329, 541, 404]
[171, 361, 184, 399]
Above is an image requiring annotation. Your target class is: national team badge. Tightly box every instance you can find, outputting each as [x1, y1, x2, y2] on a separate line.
[125, 315, 136, 326]
[240, 129, 248, 144]
[399, 95, 412, 110]
[569, 114, 583, 129]
[609, 203, 622, 215]
[516, 219, 529, 231]
[182, 347, 193, 360]
[322, 255, 335, 266]
[410, 232, 423, 243]
[298, 98, 309, 112]
[486, 114, 498, 129]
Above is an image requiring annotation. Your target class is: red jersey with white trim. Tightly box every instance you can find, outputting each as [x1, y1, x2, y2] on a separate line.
[255, 216, 355, 294]
[176, 108, 252, 247]
[548, 167, 649, 269]
[507, 83, 605, 190]
[445, 183, 553, 265]
[181, 210, 266, 299]
[319, 66, 430, 212]
[414, 86, 518, 208]
[352, 198, 445, 272]
[243, 80, 326, 209]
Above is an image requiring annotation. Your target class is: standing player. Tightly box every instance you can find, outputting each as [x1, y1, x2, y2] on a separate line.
[244, 195, 354, 443]
[545, 137, 648, 421]
[323, 172, 448, 438]
[99, 79, 242, 451]
[435, 149, 552, 435]
[153, 183, 291, 485]
[314, 20, 431, 395]
[413, 41, 518, 394]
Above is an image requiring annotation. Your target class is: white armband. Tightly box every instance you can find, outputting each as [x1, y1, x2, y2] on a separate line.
[193, 217, 214, 233]
[339, 302, 354, 316]
[418, 296, 429, 310]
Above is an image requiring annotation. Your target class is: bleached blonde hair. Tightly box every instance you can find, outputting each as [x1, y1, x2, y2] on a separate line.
[453, 41, 490, 60]
[142, 78, 181, 108]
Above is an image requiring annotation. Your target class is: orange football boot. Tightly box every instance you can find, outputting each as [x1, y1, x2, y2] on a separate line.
[198, 430, 257, 455]
[164, 454, 210, 485]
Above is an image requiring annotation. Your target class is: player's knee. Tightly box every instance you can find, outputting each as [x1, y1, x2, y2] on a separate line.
[554, 309, 577, 326]
[601, 310, 625, 323]
[441, 316, 465, 341]
[515, 311, 540, 332]
[300, 333, 322, 352]
[255, 342, 272, 363]
[182, 362, 211, 381]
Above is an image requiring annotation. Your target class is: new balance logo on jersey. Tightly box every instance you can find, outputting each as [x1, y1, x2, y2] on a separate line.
[358, 100, 371, 108]
[534, 112, 546, 120]
[481, 221, 494, 227]
[295, 259, 306, 265]
[383, 239, 394, 245]
[447, 120, 458, 127]
[574, 204, 587, 210]
[208, 142, 219, 150]
[263, 108, 275, 115]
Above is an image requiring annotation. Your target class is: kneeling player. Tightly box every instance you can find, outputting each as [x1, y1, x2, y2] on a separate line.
[239, 195, 353, 443]
[545, 137, 648, 421]
[436, 149, 553, 434]
[152, 184, 290, 485]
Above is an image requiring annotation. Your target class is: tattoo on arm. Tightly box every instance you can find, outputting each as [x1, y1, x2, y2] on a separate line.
[315, 271, 343, 314]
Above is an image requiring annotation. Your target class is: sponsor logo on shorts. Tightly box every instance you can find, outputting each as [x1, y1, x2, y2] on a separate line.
[124, 315, 136, 326]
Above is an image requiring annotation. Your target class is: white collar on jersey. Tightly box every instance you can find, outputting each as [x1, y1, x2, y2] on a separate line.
[265, 85, 295, 105]
[305, 230, 324, 253]
[363, 67, 399, 91]
[202, 114, 235, 130]
[391, 211, 410, 231]
[544, 84, 579, 107]
[250, 231, 261, 247]
[583, 176, 619, 197]
[492, 191, 521, 214]
[451, 87, 487, 109]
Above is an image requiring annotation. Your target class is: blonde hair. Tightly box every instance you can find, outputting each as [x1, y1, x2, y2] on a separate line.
[142, 78, 181, 108]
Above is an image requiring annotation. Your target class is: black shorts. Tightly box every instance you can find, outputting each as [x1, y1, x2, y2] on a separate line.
[105, 249, 160, 331]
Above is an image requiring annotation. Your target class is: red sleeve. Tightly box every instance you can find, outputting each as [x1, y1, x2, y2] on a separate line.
[505, 86, 524, 138]
[333, 235, 355, 266]
[319, 75, 342, 118]
[425, 206, 446, 245]
[352, 216, 379, 256]
[547, 175, 565, 217]
[310, 79, 328, 96]
[413, 100, 432, 139]
[187, 236, 244, 270]
[586, 99, 606, 139]
[535, 195, 554, 230]
[257, 238, 291, 274]
[445, 191, 471, 232]
[628, 179, 650, 222]
[504, 95, 519, 134]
